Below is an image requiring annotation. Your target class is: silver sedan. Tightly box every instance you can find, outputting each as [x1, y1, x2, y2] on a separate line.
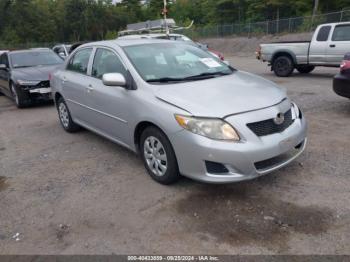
[51, 39, 307, 184]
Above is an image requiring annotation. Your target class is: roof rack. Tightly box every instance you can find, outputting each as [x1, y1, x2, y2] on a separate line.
[118, 19, 193, 36]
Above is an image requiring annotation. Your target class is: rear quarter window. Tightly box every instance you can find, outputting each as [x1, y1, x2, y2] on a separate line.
[316, 26, 331, 41]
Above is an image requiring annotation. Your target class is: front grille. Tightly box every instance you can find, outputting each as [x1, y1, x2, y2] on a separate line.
[37, 81, 50, 88]
[254, 141, 303, 171]
[247, 109, 294, 137]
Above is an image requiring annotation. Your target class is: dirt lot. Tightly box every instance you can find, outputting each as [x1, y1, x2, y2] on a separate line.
[0, 56, 349, 255]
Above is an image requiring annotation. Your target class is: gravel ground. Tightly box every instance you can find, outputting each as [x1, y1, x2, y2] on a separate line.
[0, 56, 349, 255]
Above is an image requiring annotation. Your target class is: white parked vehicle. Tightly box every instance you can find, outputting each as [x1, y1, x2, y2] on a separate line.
[256, 22, 350, 77]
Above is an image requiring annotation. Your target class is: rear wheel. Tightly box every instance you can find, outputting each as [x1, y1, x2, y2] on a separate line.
[140, 126, 180, 185]
[10, 82, 31, 108]
[57, 97, 80, 132]
[272, 56, 294, 77]
[296, 65, 315, 74]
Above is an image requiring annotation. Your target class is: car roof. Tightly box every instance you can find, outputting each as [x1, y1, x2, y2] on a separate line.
[80, 39, 181, 49]
[8, 49, 54, 54]
[118, 33, 186, 39]
[318, 22, 350, 27]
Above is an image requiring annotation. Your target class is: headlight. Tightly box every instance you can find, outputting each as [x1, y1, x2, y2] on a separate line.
[175, 115, 240, 141]
[17, 80, 41, 86]
[291, 102, 302, 119]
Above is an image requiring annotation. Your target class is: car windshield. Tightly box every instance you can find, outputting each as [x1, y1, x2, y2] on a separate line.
[10, 51, 63, 68]
[123, 43, 232, 84]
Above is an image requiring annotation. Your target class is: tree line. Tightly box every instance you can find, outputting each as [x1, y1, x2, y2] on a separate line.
[0, 0, 348, 46]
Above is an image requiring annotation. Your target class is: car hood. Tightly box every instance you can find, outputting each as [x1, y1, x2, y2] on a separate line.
[155, 71, 287, 118]
[12, 64, 62, 81]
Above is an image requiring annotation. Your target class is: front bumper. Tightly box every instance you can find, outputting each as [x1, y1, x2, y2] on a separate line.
[170, 101, 307, 183]
[20, 85, 52, 100]
[333, 74, 350, 98]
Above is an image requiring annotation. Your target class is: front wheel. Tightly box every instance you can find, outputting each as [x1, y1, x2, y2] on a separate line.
[11, 83, 31, 108]
[57, 97, 80, 132]
[140, 126, 180, 185]
[296, 65, 315, 74]
[272, 56, 294, 77]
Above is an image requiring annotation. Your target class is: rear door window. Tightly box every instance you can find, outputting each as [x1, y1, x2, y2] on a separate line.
[332, 24, 350, 41]
[316, 26, 331, 41]
[67, 48, 92, 74]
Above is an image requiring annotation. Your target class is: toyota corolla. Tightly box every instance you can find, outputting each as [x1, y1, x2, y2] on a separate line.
[51, 39, 307, 184]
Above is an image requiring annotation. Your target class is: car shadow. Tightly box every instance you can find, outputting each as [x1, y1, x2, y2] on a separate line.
[290, 72, 337, 79]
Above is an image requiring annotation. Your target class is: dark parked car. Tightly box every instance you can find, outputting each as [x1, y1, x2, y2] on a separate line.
[333, 53, 350, 99]
[0, 49, 63, 108]
[53, 44, 72, 59]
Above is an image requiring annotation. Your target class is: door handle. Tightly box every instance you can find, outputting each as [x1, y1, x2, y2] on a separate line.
[330, 44, 336, 48]
[86, 85, 94, 93]
[62, 76, 67, 84]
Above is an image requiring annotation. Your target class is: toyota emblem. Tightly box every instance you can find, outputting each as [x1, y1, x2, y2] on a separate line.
[274, 112, 285, 125]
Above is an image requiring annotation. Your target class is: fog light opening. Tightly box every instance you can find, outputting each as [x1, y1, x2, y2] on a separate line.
[205, 161, 229, 174]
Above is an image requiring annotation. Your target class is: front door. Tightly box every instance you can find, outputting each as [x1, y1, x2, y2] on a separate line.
[83, 48, 132, 146]
[327, 24, 350, 65]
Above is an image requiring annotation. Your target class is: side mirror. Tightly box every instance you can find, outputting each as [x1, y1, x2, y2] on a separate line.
[58, 52, 66, 58]
[223, 60, 230, 66]
[102, 73, 126, 87]
[0, 64, 7, 70]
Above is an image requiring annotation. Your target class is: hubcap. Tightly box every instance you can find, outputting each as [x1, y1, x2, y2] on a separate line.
[11, 85, 19, 105]
[144, 136, 168, 176]
[276, 59, 290, 74]
[58, 102, 69, 128]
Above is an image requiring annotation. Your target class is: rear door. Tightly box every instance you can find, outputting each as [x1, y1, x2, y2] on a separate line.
[309, 25, 331, 64]
[61, 48, 93, 124]
[83, 47, 132, 146]
[327, 24, 350, 65]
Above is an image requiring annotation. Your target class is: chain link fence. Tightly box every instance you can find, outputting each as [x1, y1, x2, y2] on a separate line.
[182, 10, 350, 39]
[1, 10, 350, 49]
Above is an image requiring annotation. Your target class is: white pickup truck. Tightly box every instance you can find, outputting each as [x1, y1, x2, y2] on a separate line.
[256, 22, 350, 77]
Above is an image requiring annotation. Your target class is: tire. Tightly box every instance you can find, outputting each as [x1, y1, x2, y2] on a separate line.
[296, 65, 315, 74]
[10, 82, 31, 108]
[272, 55, 294, 77]
[140, 126, 180, 185]
[56, 97, 80, 132]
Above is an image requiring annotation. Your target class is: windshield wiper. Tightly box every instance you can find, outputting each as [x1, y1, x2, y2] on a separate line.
[146, 77, 186, 83]
[183, 71, 231, 80]
[14, 65, 34, 68]
[146, 71, 232, 83]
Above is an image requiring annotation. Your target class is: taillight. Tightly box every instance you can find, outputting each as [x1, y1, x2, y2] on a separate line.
[340, 60, 350, 73]
[256, 45, 262, 59]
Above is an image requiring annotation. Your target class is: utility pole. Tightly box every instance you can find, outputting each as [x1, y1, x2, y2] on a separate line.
[163, 0, 169, 35]
[312, 0, 319, 18]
